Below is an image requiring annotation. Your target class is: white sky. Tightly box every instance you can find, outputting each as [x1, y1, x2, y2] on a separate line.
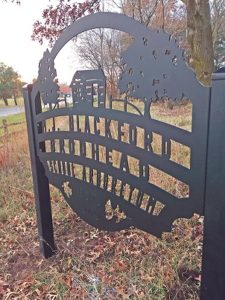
[0, 0, 78, 84]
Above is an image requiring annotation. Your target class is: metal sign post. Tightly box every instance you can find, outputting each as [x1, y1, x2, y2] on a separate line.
[201, 73, 225, 300]
[23, 12, 225, 299]
[23, 85, 56, 258]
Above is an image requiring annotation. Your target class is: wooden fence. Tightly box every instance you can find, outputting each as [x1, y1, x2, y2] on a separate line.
[0, 119, 25, 136]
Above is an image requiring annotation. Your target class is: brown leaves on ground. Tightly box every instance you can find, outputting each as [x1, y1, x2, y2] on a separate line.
[0, 203, 203, 300]
[0, 111, 202, 299]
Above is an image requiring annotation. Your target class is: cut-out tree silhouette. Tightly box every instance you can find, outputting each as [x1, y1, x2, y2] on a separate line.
[118, 32, 200, 115]
[38, 49, 59, 105]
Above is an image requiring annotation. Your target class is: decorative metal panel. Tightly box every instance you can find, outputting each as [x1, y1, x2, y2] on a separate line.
[29, 12, 210, 237]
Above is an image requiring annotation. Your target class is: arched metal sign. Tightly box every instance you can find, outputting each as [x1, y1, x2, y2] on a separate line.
[23, 12, 225, 300]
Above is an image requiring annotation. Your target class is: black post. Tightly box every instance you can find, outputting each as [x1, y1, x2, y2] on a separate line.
[23, 84, 56, 258]
[201, 73, 225, 299]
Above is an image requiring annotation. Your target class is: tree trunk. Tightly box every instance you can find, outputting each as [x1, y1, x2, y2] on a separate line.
[3, 97, 8, 106]
[183, 0, 214, 86]
[13, 94, 18, 106]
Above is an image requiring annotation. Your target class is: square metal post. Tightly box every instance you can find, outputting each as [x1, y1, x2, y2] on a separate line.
[23, 84, 56, 258]
[201, 73, 225, 299]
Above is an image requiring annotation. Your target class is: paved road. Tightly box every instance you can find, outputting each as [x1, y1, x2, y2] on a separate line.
[0, 106, 25, 117]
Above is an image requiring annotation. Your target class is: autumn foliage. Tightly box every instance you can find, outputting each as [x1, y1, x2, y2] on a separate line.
[32, 0, 100, 45]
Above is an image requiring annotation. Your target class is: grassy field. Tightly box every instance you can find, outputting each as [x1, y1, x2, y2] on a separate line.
[0, 112, 25, 124]
[0, 112, 25, 136]
[0, 97, 24, 108]
[0, 102, 203, 299]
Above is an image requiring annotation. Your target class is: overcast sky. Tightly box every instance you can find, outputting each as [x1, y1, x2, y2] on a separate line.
[0, 0, 79, 84]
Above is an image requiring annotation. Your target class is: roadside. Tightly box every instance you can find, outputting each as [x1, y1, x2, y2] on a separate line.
[0, 106, 25, 118]
[0, 97, 24, 109]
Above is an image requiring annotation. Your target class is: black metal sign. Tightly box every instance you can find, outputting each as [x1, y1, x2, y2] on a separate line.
[23, 12, 225, 300]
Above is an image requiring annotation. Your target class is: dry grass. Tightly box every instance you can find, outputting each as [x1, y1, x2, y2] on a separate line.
[0, 102, 203, 299]
[0, 112, 25, 136]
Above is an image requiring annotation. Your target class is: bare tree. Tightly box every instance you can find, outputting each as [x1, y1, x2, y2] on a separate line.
[75, 0, 215, 93]
[75, 29, 131, 96]
[111, 0, 215, 85]
[110, 0, 160, 27]
[74, 0, 187, 96]
[211, 0, 225, 68]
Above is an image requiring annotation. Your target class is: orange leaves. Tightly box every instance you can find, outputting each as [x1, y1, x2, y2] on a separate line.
[109, 259, 129, 273]
[32, 0, 100, 46]
[0, 212, 202, 299]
